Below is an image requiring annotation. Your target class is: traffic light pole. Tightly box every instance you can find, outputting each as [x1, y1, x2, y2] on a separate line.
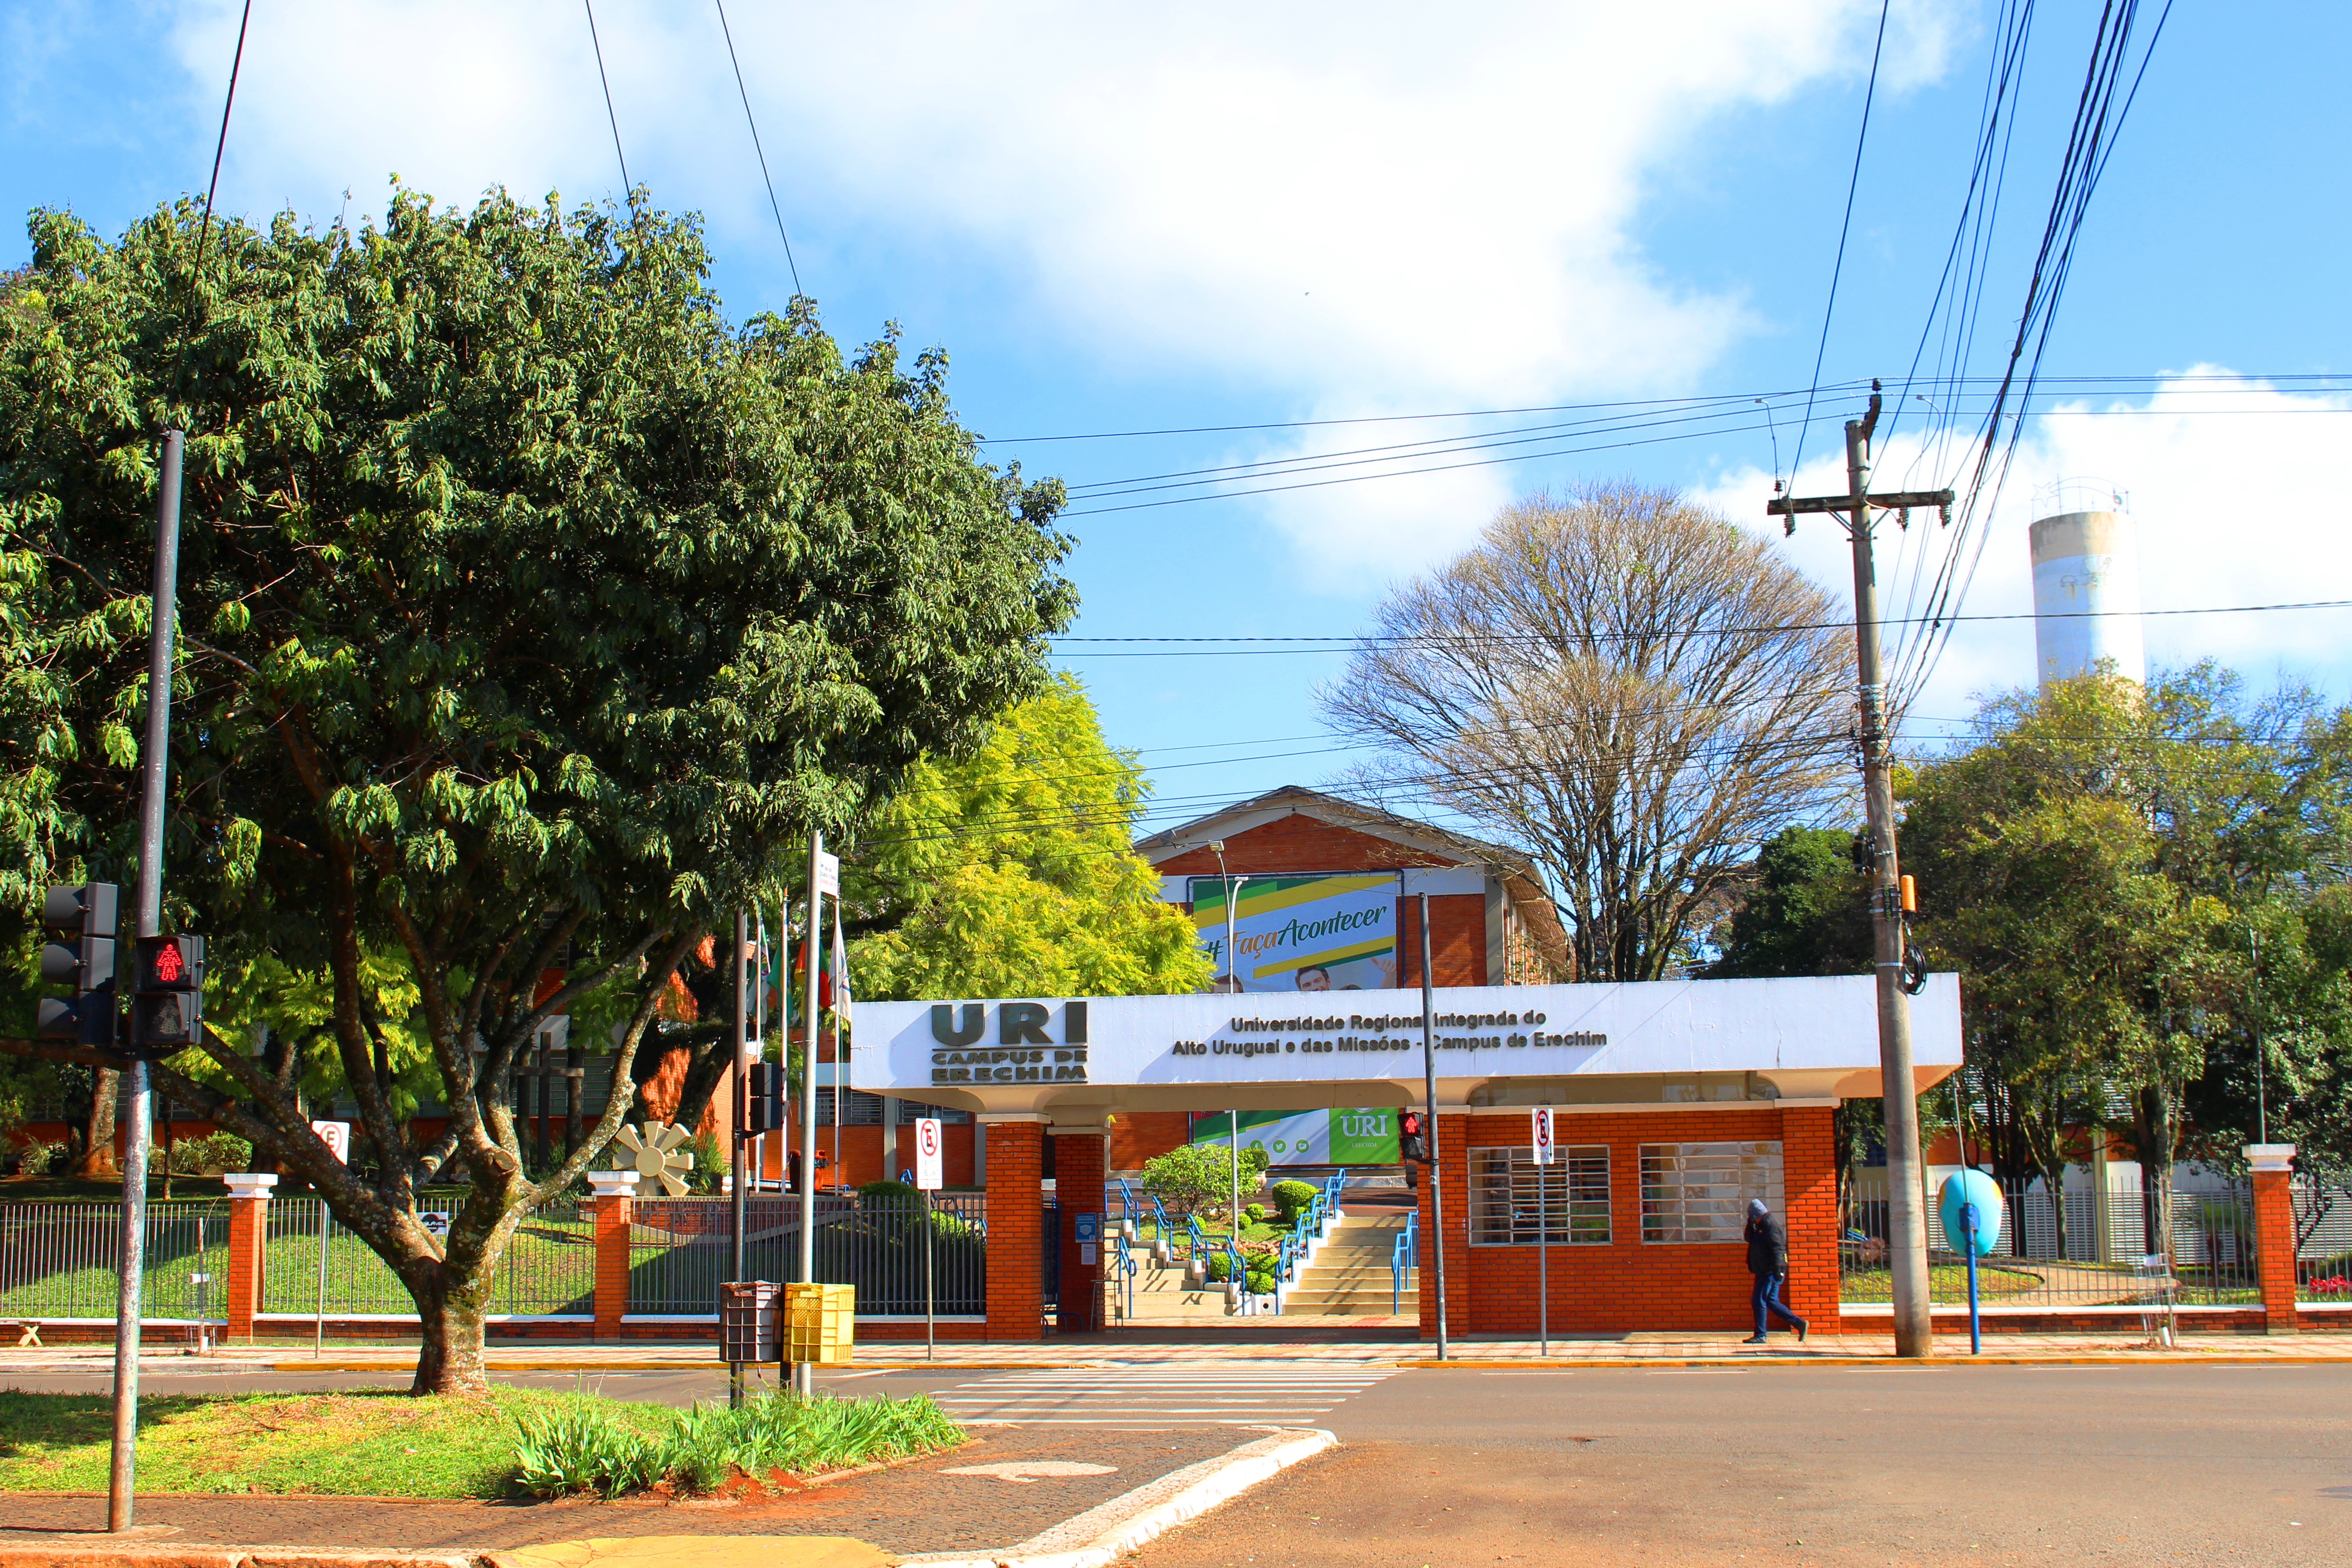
[1417, 893, 1448, 1361]
[729, 907, 748, 1409]
[110, 428, 184, 1531]
[795, 832, 824, 1398]
[1765, 390, 1950, 1361]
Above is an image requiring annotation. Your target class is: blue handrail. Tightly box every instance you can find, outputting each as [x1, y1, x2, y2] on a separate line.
[1188, 1213, 1207, 1263]
[1151, 1194, 1173, 1251]
[1110, 1231, 1136, 1320]
[1391, 1209, 1419, 1315]
[1115, 1176, 1138, 1226]
[1226, 1240, 1247, 1310]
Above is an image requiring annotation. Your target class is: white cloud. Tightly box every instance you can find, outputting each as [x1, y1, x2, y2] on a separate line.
[165, 0, 1963, 587]
[1693, 371, 2352, 736]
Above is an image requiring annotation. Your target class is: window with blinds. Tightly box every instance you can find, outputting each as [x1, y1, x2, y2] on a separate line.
[1639, 1141, 1783, 1243]
[815, 1088, 885, 1126]
[1470, 1146, 1612, 1245]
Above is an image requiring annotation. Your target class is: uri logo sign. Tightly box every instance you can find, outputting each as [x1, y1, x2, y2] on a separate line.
[1189, 1108, 1401, 1166]
[1191, 874, 1400, 993]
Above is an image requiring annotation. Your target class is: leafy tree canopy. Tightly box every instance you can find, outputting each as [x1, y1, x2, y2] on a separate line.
[1703, 824, 1872, 980]
[0, 185, 1074, 1389]
[847, 672, 1209, 999]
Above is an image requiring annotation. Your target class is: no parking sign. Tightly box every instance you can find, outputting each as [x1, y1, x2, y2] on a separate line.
[914, 1117, 944, 1191]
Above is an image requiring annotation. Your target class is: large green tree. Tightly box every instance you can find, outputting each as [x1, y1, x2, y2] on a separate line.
[0, 187, 1072, 1391]
[848, 672, 1209, 999]
[1902, 670, 2352, 1243]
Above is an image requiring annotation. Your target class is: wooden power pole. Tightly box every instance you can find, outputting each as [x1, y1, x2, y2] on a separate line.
[1767, 382, 1952, 1360]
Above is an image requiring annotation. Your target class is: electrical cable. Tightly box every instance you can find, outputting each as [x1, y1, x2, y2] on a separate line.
[714, 0, 805, 297]
[583, 0, 632, 196]
[164, 0, 254, 412]
[1789, 0, 1893, 483]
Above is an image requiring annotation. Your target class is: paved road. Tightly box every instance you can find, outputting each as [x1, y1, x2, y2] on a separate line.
[1129, 1362, 2352, 1568]
[11, 1360, 2348, 1565]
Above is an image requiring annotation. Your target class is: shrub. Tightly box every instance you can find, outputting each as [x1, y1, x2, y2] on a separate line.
[1270, 1180, 1318, 1225]
[1142, 1142, 1268, 1223]
[687, 1130, 726, 1194]
[1243, 1203, 1267, 1225]
[166, 1132, 254, 1175]
[860, 1179, 920, 1206]
[512, 1391, 963, 1498]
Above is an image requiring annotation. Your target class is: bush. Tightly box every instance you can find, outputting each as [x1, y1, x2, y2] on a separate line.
[1243, 1203, 1267, 1225]
[1141, 1142, 1268, 1223]
[165, 1132, 254, 1175]
[512, 1391, 963, 1498]
[1270, 1180, 1318, 1225]
[687, 1129, 725, 1194]
[860, 1179, 920, 1206]
[9, 1138, 65, 1176]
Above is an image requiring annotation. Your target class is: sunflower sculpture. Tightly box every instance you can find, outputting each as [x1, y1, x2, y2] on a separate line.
[612, 1120, 695, 1196]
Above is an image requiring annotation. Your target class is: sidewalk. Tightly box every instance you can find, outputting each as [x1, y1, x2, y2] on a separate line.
[3, 1326, 2346, 1375]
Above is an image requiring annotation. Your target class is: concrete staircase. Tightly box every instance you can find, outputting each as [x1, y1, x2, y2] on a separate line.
[1282, 1211, 1412, 1316]
[1116, 1244, 1238, 1323]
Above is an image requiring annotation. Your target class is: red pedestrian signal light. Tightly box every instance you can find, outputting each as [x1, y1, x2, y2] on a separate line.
[130, 933, 206, 1054]
[1399, 1110, 1431, 1164]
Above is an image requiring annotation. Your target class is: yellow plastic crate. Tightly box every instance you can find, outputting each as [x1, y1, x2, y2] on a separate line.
[784, 1281, 855, 1365]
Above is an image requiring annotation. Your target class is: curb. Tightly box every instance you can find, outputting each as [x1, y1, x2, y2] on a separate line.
[0, 1549, 481, 1568]
[1400, 1352, 2352, 1368]
[897, 1426, 1336, 1568]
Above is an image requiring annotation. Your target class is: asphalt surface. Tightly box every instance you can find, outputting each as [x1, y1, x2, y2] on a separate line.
[7, 1361, 2348, 1565]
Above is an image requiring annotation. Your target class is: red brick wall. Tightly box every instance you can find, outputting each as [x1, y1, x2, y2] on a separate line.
[1053, 1133, 1108, 1333]
[1111, 1112, 1191, 1170]
[771, 1120, 976, 1190]
[590, 1192, 632, 1338]
[1418, 1105, 1840, 1337]
[1399, 892, 1487, 988]
[2252, 1167, 2299, 1333]
[984, 1122, 1047, 1339]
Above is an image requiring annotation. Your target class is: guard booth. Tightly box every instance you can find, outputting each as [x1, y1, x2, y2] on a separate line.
[853, 972, 1963, 1341]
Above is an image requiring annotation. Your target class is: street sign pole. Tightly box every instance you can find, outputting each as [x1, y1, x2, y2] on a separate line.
[914, 1117, 942, 1362]
[1532, 1107, 1554, 1358]
[309, 1120, 349, 1360]
[1417, 892, 1448, 1361]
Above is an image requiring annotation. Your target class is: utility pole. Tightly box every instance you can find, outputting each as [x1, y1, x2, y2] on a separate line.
[1417, 893, 1448, 1361]
[1766, 382, 1951, 1360]
[727, 907, 748, 1409]
[795, 832, 826, 1397]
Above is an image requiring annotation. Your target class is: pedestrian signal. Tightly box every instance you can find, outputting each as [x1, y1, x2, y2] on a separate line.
[1399, 1109, 1431, 1164]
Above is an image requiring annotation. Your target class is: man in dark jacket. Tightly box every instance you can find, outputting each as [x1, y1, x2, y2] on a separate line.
[1743, 1198, 1807, 1344]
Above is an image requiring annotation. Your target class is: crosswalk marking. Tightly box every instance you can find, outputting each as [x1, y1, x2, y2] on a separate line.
[928, 1366, 1393, 1427]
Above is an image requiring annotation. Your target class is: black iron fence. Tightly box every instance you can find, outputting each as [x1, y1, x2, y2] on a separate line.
[628, 1193, 986, 1317]
[0, 1200, 229, 1322]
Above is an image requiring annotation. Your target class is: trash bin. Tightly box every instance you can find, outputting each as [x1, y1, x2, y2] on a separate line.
[721, 1280, 782, 1363]
[784, 1281, 855, 1365]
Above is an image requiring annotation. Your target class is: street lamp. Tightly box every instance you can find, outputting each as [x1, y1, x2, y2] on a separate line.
[1209, 840, 1245, 1255]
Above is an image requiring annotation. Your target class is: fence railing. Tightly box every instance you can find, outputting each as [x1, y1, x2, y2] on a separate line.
[256, 1198, 593, 1317]
[1841, 1181, 2261, 1309]
[2294, 1180, 2352, 1304]
[627, 1193, 987, 1317]
[0, 1201, 230, 1322]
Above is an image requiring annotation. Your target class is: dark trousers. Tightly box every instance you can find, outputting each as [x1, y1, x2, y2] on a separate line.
[1752, 1271, 1805, 1336]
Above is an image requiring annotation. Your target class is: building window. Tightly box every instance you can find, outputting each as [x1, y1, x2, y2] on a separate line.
[895, 1100, 974, 1125]
[1639, 1141, 1783, 1243]
[1471, 1146, 1611, 1245]
[816, 1088, 884, 1126]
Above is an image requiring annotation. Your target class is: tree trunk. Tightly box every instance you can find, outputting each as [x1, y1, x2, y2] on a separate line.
[74, 1066, 119, 1178]
[409, 1270, 492, 1397]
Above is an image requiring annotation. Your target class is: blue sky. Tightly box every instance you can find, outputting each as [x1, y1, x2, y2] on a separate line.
[7, 1, 2347, 842]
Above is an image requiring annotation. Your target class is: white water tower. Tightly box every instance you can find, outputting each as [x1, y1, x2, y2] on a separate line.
[2029, 481, 2144, 688]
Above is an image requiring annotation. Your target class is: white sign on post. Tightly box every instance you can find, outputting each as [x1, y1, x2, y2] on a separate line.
[1531, 1106, 1556, 1166]
[814, 850, 841, 899]
[311, 1120, 351, 1164]
[913, 1117, 944, 1191]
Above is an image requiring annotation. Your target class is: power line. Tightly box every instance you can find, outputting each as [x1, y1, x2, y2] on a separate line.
[1789, 0, 1893, 483]
[165, 0, 254, 411]
[583, 0, 631, 196]
[713, 0, 804, 298]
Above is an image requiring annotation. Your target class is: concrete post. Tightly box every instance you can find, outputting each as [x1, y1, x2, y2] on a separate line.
[982, 1118, 1047, 1340]
[2246, 1144, 2299, 1335]
[220, 1173, 276, 1344]
[586, 1170, 640, 1340]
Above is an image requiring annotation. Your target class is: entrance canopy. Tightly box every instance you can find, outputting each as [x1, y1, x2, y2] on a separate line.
[853, 973, 1961, 1120]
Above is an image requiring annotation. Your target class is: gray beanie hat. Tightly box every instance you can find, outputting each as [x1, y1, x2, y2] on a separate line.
[1747, 1199, 1770, 1218]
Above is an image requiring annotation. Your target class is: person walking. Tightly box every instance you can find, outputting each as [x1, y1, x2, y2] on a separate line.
[1743, 1197, 1807, 1344]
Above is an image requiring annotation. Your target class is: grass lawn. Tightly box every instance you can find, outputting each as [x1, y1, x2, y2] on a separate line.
[0, 1385, 963, 1499]
[0, 1387, 637, 1497]
[1841, 1262, 2047, 1303]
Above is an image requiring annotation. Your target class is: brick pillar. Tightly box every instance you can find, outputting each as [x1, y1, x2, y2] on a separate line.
[221, 1173, 276, 1343]
[586, 1172, 639, 1339]
[1416, 1114, 1471, 1343]
[1781, 1105, 1842, 1335]
[2247, 1144, 2300, 1334]
[1051, 1129, 1107, 1334]
[984, 1119, 1047, 1341]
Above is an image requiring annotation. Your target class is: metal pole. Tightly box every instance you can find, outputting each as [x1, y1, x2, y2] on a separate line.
[923, 1189, 936, 1362]
[1964, 1203, 1981, 1355]
[796, 833, 823, 1397]
[1845, 414, 1933, 1360]
[109, 427, 184, 1532]
[1212, 849, 1244, 1241]
[729, 908, 748, 1409]
[1418, 892, 1448, 1361]
[313, 1202, 328, 1358]
[1537, 1153, 1548, 1358]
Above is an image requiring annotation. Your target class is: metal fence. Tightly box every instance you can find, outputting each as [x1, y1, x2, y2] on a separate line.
[0, 1201, 230, 1322]
[1841, 1181, 2261, 1309]
[627, 1194, 987, 1317]
[258, 1198, 593, 1317]
[2294, 1180, 2352, 1304]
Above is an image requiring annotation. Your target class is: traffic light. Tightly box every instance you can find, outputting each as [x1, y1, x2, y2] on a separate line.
[37, 883, 119, 1047]
[745, 1062, 785, 1134]
[1399, 1110, 1430, 1164]
[129, 933, 206, 1055]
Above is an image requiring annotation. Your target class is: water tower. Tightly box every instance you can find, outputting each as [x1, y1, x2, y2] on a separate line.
[2029, 481, 2144, 688]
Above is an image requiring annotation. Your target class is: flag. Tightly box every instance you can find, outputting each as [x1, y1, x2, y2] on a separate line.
[831, 897, 852, 1054]
[785, 902, 848, 1032]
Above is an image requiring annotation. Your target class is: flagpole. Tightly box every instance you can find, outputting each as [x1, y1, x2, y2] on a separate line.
[796, 832, 823, 1397]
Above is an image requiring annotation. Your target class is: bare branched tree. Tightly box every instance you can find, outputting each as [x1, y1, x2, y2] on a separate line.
[1322, 485, 1854, 981]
